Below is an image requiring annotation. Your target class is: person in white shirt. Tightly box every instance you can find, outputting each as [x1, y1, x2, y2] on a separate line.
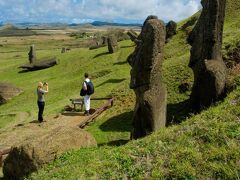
[82, 73, 91, 115]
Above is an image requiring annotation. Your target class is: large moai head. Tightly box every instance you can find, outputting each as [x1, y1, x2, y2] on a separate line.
[188, 0, 227, 110]
[128, 16, 167, 139]
[128, 15, 165, 90]
[28, 45, 36, 64]
[166, 20, 177, 41]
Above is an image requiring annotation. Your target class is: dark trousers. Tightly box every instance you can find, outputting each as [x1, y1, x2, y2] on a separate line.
[37, 101, 45, 122]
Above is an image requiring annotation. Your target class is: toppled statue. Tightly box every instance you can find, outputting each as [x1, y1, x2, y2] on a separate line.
[166, 20, 177, 42]
[107, 35, 119, 53]
[128, 15, 167, 139]
[188, 0, 227, 110]
[20, 45, 58, 71]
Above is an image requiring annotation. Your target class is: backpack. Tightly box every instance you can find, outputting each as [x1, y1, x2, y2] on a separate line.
[85, 81, 94, 95]
[80, 88, 87, 96]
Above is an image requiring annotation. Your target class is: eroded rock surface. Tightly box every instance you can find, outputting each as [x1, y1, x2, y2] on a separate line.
[0, 82, 23, 104]
[128, 16, 167, 139]
[188, 0, 227, 110]
[107, 35, 119, 53]
[3, 126, 97, 178]
[166, 20, 177, 42]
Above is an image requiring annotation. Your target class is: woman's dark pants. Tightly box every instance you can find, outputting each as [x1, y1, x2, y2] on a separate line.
[37, 101, 45, 122]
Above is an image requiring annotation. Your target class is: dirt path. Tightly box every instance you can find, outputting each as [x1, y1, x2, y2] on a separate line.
[0, 113, 87, 150]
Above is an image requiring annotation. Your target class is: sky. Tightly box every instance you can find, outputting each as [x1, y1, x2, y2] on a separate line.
[0, 0, 201, 24]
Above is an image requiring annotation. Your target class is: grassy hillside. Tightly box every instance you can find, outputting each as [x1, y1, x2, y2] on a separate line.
[0, 0, 239, 178]
[29, 0, 240, 179]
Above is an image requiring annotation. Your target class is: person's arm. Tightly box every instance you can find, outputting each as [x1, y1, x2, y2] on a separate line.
[44, 84, 49, 93]
[82, 81, 87, 91]
[40, 83, 48, 93]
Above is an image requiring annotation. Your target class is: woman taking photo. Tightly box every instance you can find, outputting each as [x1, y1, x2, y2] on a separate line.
[37, 82, 48, 123]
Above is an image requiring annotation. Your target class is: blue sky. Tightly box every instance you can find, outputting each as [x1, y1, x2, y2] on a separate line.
[0, 0, 201, 24]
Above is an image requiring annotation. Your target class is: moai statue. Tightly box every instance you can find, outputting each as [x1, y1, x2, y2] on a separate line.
[188, 0, 227, 111]
[28, 45, 36, 64]
[107, 35, 119, 53]
[61, 47, 66, 53]
[166, 20, 177, 42]
[128, 15, 167, 139]
[127, 30, 139, 43]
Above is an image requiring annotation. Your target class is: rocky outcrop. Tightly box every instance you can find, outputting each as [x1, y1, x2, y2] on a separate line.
[3, 127, 97, 178]
[188, 0, 227, 110]
[107, 35, 119, 53]
[166, 21, 177, 42]
[0, 82, 23, 104]
[128, 16, 167, 139]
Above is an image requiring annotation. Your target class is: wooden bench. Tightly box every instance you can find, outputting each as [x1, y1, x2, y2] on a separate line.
[69, 99, 84, 111]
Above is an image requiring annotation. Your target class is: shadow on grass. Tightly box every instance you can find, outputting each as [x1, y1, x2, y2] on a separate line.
[167, 99, 194, 126]
[93, 52, 109, 58]
[96, 78, 126, 88]
[98, 139, 129, 147]
[113, 61, 127, 66]
[99, 111, 133, 132]
[120, 45, 135, 49]
[18, 69, 31, 73]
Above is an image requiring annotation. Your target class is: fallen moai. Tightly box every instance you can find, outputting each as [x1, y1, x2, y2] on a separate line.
[20, 57, 58, 71]
[3, 126, 97, 178]
[20, 45, 58, 71]
[128, 15, 167, 139]
[188, 0, 227, 110]
[166, 20, 177, 42]
[0, 82, 23, 104]
[108, 35, 119, 53]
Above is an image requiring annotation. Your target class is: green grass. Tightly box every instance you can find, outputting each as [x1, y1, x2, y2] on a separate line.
[1, 0, 240, 178]
[0, 40, 134, 128]
[31, 87, 240, 179]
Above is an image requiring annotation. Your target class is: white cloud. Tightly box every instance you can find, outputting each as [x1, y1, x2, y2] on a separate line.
[0, 0, 201, 23]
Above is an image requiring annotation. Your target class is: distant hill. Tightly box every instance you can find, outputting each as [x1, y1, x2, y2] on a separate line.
[3, 21, 142, 29]
[0, 24, 36, 37]
[91, 21, 142, 27]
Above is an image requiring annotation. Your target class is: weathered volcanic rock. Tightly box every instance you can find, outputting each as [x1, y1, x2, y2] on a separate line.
[3, 127, 97, 178]
[127, 30, 139, 43]
[89, 36, 108, 50]
[188, 0, 227, 110]
[166, 20, 177, 42]
[0, 82, 23, 104]
[128, 15, 167, 139]
[61, 47, 66, 53]
[107, 35, 119, 53]
[28, 45, 36, 64]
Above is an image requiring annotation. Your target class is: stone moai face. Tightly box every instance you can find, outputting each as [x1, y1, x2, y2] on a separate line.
[188, 0, 226, 68]
[188, 0, 227, 110]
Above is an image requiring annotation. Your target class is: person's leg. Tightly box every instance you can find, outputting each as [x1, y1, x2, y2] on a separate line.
[84, 95, 90, 115]
[38, 101, 44, 122]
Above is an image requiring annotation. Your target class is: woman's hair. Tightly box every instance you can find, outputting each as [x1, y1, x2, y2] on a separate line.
[38, 82, 43, 88]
